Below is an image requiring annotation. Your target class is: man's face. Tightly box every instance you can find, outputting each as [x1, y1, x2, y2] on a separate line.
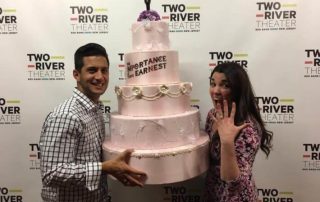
[73, 55, 109, 103]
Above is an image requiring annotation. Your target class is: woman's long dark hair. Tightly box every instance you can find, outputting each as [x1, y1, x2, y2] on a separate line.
[210, 62, 273, 157]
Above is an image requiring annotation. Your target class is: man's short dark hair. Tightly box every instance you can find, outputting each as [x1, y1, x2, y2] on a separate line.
[74, 43, 109, 70]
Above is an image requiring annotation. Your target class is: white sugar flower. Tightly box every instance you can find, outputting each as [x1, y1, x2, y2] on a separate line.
[180, 83, 188, 94]
[115, 86, 122, 96]
[159, 85, 169, 95]
[132, 87, 143, 99]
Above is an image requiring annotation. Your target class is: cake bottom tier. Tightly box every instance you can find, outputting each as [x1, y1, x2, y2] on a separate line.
[103, 132, 209, 184]
[109, 109, 200, 150]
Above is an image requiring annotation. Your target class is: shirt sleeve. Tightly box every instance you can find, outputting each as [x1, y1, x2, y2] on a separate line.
[39, 112, 102, 191]
[223, 121, 261, 201]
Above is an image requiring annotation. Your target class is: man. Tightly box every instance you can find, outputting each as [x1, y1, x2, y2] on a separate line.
[39, 43, 146, 202]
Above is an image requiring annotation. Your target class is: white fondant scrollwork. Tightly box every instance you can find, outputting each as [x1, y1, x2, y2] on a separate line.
[115, 83, 192, 101]
[104, 139, 209, 159]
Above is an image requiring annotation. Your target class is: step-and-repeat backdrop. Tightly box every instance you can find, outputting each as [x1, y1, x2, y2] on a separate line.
[1, 0, 319, 201]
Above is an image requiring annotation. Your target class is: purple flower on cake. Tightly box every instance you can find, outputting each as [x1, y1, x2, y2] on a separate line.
[137, 10, 160, 21]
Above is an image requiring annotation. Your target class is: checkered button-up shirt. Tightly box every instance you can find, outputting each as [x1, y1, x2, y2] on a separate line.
[39, 88, 109, 202]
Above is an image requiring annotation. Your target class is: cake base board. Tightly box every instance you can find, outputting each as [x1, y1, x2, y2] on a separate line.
[103, 132, 209, 184]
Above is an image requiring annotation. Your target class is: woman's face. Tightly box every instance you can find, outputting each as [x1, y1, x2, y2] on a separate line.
[209, 72, 231, 108]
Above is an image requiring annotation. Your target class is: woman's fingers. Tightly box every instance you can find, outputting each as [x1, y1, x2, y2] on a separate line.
[230, 102, 236, 119]
[215, 100, 236, 120]
[215, 102, 223, 119]
[223, 100, 228, 118]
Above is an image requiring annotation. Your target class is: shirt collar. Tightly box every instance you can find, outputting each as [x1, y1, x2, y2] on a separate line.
[73, 88, 103, 111]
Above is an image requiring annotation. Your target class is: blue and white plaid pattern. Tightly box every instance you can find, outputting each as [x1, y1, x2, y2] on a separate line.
[39, 88, 109, 202]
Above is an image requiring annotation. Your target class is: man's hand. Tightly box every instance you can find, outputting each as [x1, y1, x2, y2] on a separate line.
[102, 149, 147, 187]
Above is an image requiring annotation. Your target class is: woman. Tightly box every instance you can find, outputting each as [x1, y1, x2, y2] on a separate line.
[203, 62, 273, 202]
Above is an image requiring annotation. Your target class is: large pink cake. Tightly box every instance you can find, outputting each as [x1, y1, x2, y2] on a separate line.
[103, 10, 209, 184]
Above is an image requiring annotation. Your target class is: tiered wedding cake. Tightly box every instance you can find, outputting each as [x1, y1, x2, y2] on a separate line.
[103, 8, 209, 184]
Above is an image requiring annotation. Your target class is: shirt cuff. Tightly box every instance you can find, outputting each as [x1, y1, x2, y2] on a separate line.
[86, 162, 102, 191]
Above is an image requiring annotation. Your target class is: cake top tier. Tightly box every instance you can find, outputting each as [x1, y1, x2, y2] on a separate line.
[130, 1, 170, 51]
[131, 21, 170, 51]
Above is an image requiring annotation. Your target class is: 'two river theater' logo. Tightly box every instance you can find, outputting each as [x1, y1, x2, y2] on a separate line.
[163, 186, 201, 202]
[302, 143, 320, 171]
[161, 4, 200, 33]
[258, 188, 294, 202]
[117, 53, 126, 81]
[208, 51, 248, 69]
[29, 143, 40, 170]
[0, 187, 23, 202]
[256, 96, 294, 124]
[255, 1, 297, 31]
[304, 49, 320, 78]
[0, 98, 21, 124]
[27, 53, 65, 81]
[0, 7, 18, 34]
[70, 6, 108, 34]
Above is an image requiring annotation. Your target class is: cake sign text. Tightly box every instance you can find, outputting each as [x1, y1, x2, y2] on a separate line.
[127, 55, 167, 78]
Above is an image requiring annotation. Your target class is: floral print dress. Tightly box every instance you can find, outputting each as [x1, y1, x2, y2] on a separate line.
[203, 109, 262, 202]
